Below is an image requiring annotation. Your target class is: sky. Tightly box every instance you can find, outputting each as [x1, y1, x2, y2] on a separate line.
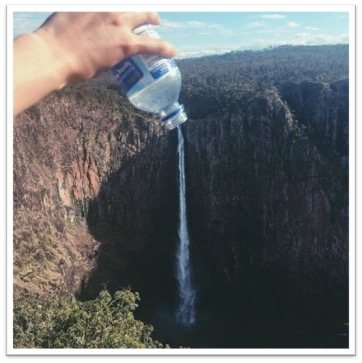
[13, 12, 349, 59]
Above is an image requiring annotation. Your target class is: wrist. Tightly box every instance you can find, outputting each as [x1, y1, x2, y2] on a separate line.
[31, 29, 74, 90]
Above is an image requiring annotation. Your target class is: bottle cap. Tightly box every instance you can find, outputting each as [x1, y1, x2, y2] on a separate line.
[160, 103, 188, 130]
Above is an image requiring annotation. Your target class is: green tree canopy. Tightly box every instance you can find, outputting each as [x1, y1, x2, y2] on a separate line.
[13, 289, 163, 349]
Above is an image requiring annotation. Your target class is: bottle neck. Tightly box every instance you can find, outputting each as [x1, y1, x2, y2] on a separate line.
[160, 102, 188, 130]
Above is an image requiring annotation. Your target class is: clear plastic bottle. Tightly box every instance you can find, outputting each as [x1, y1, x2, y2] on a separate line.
[112, 25, 187, 130]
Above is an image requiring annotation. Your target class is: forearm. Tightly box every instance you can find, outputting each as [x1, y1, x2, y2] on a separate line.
[13, 31, 69, 116]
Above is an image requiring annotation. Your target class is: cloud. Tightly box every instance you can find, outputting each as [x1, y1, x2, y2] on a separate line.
[241, 32, 348, 50]
[246, 21, 267, 28]
[305, 26, 320, 31]
[176, 44, 242, 59]
[292, 32, 349, 45]
[208, 23, 234, 36]
[159, 19, 234, 36]
[295, 32, 311, 38]
[260, 14, 286, 19]
[287, 22, 300, 28]
[160, 20, 204, 29]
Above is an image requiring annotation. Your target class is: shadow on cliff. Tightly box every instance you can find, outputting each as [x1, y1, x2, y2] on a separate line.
[76, 124, 216, 347]
[77, 126, 180, 312]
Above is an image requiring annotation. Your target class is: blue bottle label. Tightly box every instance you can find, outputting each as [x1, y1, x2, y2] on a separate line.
[112, 26, 178, 96]
[112, 58, 144, 93]
[140, 54, 177, 79]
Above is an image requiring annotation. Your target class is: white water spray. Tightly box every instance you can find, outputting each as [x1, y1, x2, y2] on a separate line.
[176, 126, 196, 326]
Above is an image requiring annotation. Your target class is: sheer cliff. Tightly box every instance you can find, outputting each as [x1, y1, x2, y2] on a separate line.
[14, 86, 178, 299]
[184, 83, 348, 304]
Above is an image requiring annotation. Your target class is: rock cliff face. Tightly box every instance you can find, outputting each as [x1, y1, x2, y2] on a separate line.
[184, 82, 348, 305]
[13, 86, 178, 300]
[13, 76, 348, 347]
[14, 79, 348, 296]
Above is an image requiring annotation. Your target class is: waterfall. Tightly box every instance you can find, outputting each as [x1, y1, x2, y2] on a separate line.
[176, 126, 196, 326]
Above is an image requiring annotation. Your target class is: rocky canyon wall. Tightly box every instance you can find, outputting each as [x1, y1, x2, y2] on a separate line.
[13, 86, 178, 300]
[184, 81, 348, 305]
[13, 80, 348, 311]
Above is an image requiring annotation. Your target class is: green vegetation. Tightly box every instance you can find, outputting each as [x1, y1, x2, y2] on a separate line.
[177, 44, 348, 119]
[179, 44, 348, 88]
[13, 289, 163, 349]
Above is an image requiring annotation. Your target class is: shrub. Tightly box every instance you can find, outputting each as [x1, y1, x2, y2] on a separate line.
[13, 289, 162, 349]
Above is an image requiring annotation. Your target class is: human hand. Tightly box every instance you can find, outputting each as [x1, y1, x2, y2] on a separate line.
[34, 12, 177, 85]
[14, 12, 177, 116]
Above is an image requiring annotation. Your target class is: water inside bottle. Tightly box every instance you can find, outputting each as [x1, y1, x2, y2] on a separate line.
[128, 69, 182, 113]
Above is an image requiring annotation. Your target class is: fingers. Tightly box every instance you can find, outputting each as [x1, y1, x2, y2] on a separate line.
[115, 12, 160, 28]
[133, 36, 177, 58]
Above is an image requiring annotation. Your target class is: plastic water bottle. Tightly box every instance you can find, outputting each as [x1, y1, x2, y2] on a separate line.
[112, 25, 187, 130]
